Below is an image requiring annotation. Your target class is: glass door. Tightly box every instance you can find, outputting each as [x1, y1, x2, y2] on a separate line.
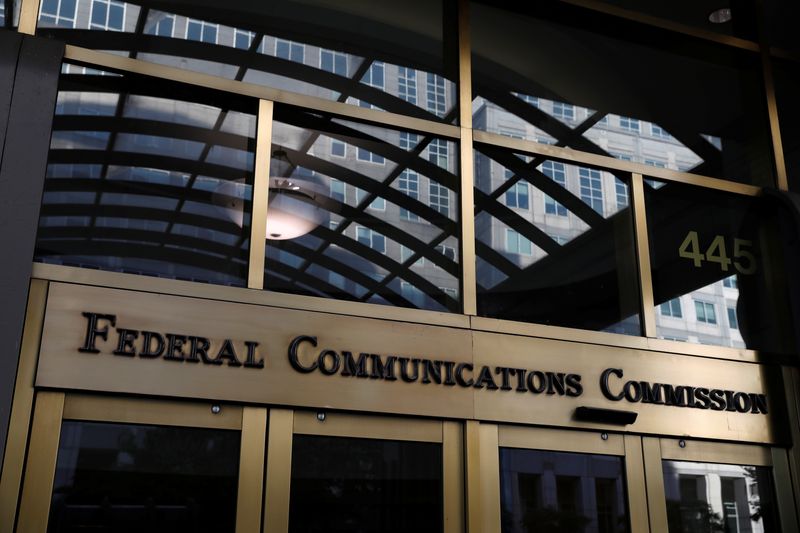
[642, 437, 797, 533]
[262, 409, 463, 533]
[474, 424, 650, 533]
[16, 392, 267, 533]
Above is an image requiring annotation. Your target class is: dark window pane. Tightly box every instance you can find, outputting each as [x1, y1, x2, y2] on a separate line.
[500, 447, 629, 533]
[645, 179, 795, 352]
[766, 0, 800, 53]
[263, 106, 460, 312]
[663, 460, 780, 533]
[290, 434, 443, 533]
[34, 64, 257, 286]
[48, 420, 240, 533]
[773, 59, 800, 194]
[475, 144, 641, 335]
[471, 2, 774, 186]
[36, 0, 457, 122]
[1, 0, 18, 27]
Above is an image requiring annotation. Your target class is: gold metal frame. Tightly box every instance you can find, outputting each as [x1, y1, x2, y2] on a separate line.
[248, 100, 273, 290]
[0, 280, 47, 530]
[14, 392, 266, 533]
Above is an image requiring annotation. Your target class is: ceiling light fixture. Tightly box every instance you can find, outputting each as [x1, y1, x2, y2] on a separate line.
[708, 7, 732, 24]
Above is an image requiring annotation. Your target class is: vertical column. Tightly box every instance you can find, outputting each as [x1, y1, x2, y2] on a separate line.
[237, 407, 268, 533]
[263, 408, 293, 533]
[457, 0, 477, 316]
[443, 421, 465, 533]
[16, 0, 39, 34]
[248, 100, 274, 289]
[642, 437, 668, 533]
[624, 434, 651, 533]
[631, 174, 657, 337]
[0, 33, 63, 474]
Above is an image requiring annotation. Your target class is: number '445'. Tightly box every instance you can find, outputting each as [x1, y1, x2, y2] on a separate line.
[677, 231, 756, 275]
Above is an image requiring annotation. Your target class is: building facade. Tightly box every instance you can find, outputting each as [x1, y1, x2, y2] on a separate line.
[1, 0, 800, 532]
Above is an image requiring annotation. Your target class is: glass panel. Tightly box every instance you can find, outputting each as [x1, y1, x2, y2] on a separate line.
[663, 460, 780, 533]
[475, 144, 641, 335]
[645, 179, 794, 351]
[471, 2, 774, 186]
[772, 59, 800, 193]
[49, 420, 240, 532]
[34, 64, 257, 286]
[766, 0, 800, 53]
[36, 0, 457, 123]
[290, 434, 443, 533]
[500, 447, 629, 533]
[263, 106, 460, 312]
[0, 0, 19, 28]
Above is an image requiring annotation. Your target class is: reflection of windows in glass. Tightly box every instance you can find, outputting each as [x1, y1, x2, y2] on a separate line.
[595, 478, 618, 533]
[40, 0, 77, 27]
[727, 307, 738, 329]
[330, 179, 345, 202]
[516, 93, 540, 108]
[440, 286, 458, 298]
[552, 101, 574, 121]
[356, 188, 385, 210]
[650, 123, 671, 138]
[615, 178, 628, 209]
[506, 228, 532, 256]
[320, 49, 347, 75]
[645, 159, 666, 168]
[505, 180, 529, 210]
[400, 245, 415, 263]
[186, 19, 219, 44]
[556, 475, 581, 514]
[429, 182, 450, 216]
[579, 167, 604, 214]
[660, 298, 682, 317]
[398, 67, 417, 105]
[397, 170, 419, 221]
[723, 275, 738, 289]
[90, 0, 125, 30]
[542, 161, 567, 216]
[517, 472, 542, 510]
[356, 226, 385, 253]
[428, 139, 449, 168]
[401, 281, 426, 307]
[234, 29, 256, 50]
[426, 73, 447, 117]
[358, 61, 384, 110]
[435, 244, 456, 262]
[357, 147, 385, 164]
[330, 139, 346, 158]
[694, 300, 717, 324]
[619, 116, 640, 132]
[399, 131, 418, 150]
[145, 13, 174, 37]
[275, 39, 304, 62]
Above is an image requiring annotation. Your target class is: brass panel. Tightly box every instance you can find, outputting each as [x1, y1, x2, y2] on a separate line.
[660, 438, 772, 465]
[63, 394, 243, 430]
[773, 448, 800, 533]
[263, 408, 293, 533]
[17, 0, 39, 34]
[248, 100, 273, 289]
[293, 411, 442, 443]
[464, 420, 481, 533]
[443, 421, 464, 533]
[236, 407, 268, 533]
[631, 174, 656, 338]
[16, 391, 65, 533]
[62, 46, 460, 140]
[478, 423, 501, 533]
[0, 280, 47, 531]
[472, 130, 762, 197]
[645, 337, 759, 363]
[38, 283, 475, 420]
[560, 0, 761, 52]
[31, 264, 471, 329]
[624, 435, 650, 533]
[472, 330, 781, 443]
[642, 437, 669, 533]
[457, 0, 472, 130]
[499, 425, 624, 455]
[460, 127, 477, 315]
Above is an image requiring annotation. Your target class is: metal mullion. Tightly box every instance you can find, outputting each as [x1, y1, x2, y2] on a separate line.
[458, 0, 476, 315]
[262, 408, 293, 533]
[63, 46, 460, 141]
[624, 435, 650, 533]
[473, 129, 763, 197]
[641, 437, 669, 533]
[236, 407, 268, 533]
[631, 173, 656, 337]
[773, 447, 800, 533]
[16, 391, 65, 532]
[248, 99, 273, 289]
[16, 0, 38, 34]
[443, 421, 464, 533]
